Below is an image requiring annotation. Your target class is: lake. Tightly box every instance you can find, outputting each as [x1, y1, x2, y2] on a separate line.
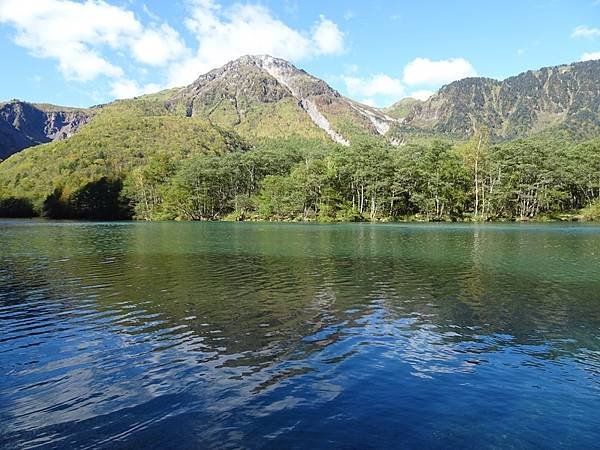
[0, 220, 599, 449]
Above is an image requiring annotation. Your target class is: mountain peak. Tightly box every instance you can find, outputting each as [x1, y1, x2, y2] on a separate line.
[213, 55, 295, 76]
[187, 54, 338, 100]
[228, 54, 295, 67]
[167, 54, 383, 146]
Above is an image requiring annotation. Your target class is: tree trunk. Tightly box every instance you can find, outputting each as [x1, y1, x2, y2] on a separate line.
[474, 134, 482, 216]
[370, 195, 376, 220]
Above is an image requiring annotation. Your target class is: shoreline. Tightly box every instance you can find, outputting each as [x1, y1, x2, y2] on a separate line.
[1, 214, 595, 224]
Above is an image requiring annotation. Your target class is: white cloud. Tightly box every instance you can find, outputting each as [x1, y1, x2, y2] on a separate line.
[339, 58, 473, 105]
[130, 24, 187, 66]
[408, 90, 434, 101]
[403, 57, 476, 86]
[0, 0, 187, 82]
[0, 0, 346, 98]
[168, 0, 345, 86]
[0, 0, 474, 108]
[110, 79, 162, 99]
[58, 46, 124, 81]
[142, 4, 160, 22]
[581, 51, 600, 61]
[312, 15, 345, 54]
[572, 25, 600, 38]
[342, 74, 405, 97]
[0, 0, 133, 80]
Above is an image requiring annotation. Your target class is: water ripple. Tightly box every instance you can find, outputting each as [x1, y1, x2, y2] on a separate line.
[0, 221, 599, 448]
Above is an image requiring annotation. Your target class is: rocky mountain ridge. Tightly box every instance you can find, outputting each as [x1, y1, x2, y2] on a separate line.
[399, 59, 600, 139]
[0, 100, 93, 160]
[0, 101, 92, 160]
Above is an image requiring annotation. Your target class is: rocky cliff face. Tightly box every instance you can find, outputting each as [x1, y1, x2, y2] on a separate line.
[400, 60, 600, 139]
[0, 101, 91, 159]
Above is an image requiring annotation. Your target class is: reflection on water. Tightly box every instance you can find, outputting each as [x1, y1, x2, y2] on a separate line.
[0, 221, 599, 449]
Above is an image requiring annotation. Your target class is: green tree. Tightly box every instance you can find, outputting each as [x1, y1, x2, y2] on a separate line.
[0, 196, 35, 218]
[484, 139, 569, 219]
[392, 142, 469, 219]
[125, 153, 178, 220]
[565, 139, 600, 208]
[256, 175, 304, 219]
[70, 178, 132, 220]
[163, 154, 247, 220]
[458, 128, 489, 218]
[333, 141, 393, 220]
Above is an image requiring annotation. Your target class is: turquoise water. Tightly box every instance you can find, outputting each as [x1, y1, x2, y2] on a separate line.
[0, 220, 599, 448]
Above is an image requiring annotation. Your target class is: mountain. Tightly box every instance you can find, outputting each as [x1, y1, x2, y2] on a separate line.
[3, 57, 599, 161]
[396, 59, 600, 139]
[0, 55, 397, 203]
[0, 101, 92, 160]
[163, 55, 395, 145]
[0, 55, 396, 160]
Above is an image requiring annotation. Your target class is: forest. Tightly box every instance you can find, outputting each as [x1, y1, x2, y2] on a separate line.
[2, 132, 599, 222]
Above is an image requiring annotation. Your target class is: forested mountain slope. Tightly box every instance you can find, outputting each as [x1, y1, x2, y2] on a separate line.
[0, 101, 249, 206]
[397, 59, 600, 140]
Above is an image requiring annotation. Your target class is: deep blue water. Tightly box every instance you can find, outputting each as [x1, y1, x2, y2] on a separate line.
[0, 220, 599, 449]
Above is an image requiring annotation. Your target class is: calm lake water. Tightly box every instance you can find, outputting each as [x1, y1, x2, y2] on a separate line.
[0, 220, 599, 449]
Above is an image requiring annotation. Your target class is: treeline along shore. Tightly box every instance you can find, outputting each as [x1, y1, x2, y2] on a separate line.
[1, 132, 600, 222]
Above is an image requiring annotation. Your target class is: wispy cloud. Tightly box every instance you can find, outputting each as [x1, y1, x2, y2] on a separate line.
[572, 25, 600, 38]
[340, 55, 476, 106]
[580, 51, 600, 61]
[110, 79, 162, 99]
[342, 74, 405, 98]
[403, 57, 477, 86]
[343, 10, 356, 20]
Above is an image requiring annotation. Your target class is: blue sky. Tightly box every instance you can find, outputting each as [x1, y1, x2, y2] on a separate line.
[0, 0, 599, 107]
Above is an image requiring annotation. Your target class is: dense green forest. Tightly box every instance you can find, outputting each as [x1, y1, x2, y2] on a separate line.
[1, 131, 599, 222]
